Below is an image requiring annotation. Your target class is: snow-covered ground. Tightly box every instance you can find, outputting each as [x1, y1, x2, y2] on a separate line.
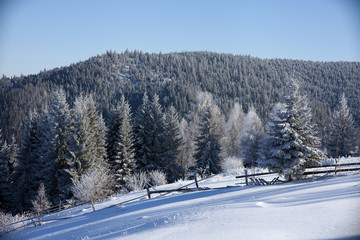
[4, 159, 360, 240]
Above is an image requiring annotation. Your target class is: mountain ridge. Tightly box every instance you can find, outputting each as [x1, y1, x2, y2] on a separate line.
[1, 50, 359, 142]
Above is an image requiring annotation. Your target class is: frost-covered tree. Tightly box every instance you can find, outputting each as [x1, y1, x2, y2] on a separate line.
[194, 106, 222, 177]
[73, 95, 107, 175]
[221, 102, 244, 158]
[260, 80, 324, 181]
[178, 118, 196, 174]
[326, 94, 358, 157]
[134, 93, 167, 172]
[107, 96, 136, 191]
[14, 111, 43, 211]
[47, 89, 78, 202]
[163, 106, 184, 181]
[0, 132, 17, 212]
[71, 163, 114, 202]
[239, 109, 264, 168]
[31, 183, 51, 225]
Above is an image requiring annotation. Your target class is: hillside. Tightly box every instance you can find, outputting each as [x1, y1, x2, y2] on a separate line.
[4, 167, 360, 240]
[0, 51, 359, 141]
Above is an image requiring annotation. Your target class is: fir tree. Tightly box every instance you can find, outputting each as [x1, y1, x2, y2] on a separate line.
[163, 106, 184, 182]
[107, 96, 136, 191]
[260, 80, 324, 181]
[134, 93, 152, 171]
[0, 132, 16, 212]
[326, 94, 358, 157]
[194, 106, 222, 177]
[14, 111, 43, 211]
[47, 89, 77, 202]
[134, 93, 167, 172]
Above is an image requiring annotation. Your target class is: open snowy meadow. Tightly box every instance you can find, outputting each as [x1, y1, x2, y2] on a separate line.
[4, 158, 360, 240]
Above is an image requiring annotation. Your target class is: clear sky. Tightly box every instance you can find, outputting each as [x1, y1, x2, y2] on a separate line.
[0, 0, 359, 77]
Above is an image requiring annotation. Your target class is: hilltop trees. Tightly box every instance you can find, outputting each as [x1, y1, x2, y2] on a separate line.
[326, 94, 358, 158]
[260, 80, 324, 180]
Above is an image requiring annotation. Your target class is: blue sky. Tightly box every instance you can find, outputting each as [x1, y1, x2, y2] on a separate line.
[0, 0, 359, 77]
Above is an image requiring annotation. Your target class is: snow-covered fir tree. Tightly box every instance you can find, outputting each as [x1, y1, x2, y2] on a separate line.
[47, 89, 78, 202]
[0, 132, 17, 212]
[134, 93, 167, 172]
[326, 94, 358, 157]
[73, 95, 107, 175]
[163, 106, 184, 182]
[194, 106, 222, 177]
[239, 108, 264, 168]
[14, 111, 44, 211]
[260, 79, 324, 181]
[107, 96, 136, 191]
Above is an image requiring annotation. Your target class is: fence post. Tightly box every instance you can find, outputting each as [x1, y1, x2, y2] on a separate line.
[245, 170, 248, 186]
[90, 196, 96, 212]
[146, 183, 151, 199]
[194, 172, 199, 189]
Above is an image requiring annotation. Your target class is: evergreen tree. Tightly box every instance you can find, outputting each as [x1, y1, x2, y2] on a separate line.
[194, 106, 222, 177]
[14, 111, 43, 211]
[239, 109, 263, 168]
[326, 94, 358, 157]
[260, 80, 324, 181]
[107, 96, 136, 191]
[134, 93, 167, 172]
[0, 132, 16, 212]
[47, 89, 77, 202]
[163, 106, 184, 182]
[73, 95, 107, 175]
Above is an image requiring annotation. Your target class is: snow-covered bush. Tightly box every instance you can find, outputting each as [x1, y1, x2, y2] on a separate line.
[221, 156, 244, 175]
[148, 170, 167, 186]
[0, 211, 28, 233]
[125, 171, 148, 191]
[72, 164, 114, 202]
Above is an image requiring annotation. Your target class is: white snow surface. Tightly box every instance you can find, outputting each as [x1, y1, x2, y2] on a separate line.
[4, 159, 360, 240]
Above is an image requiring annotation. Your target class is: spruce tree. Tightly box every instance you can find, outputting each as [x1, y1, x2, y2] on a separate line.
[134, 93, 152, 171]
[326, 94, 358, 157]
[0, 133, 15, 212]
[163, 106, 184, 182]
[107, 96, 136, 191]
[14, 111, 43, 211]
[47, 89, 77, 202]
[260, 80, 324, 180]
[194, 106, 222, 177]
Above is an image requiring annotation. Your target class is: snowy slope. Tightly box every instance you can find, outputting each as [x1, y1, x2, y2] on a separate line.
[4, 172, 360, 240]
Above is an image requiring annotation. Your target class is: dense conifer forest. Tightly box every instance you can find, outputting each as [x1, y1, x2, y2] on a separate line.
[1, 50, 359, 142]
[0, 50, 359, 213]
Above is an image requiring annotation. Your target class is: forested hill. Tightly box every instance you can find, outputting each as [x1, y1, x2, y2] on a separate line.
[1, 50, 359, 141]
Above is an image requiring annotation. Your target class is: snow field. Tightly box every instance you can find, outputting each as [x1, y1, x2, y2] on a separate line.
[5, 171, 360, 240]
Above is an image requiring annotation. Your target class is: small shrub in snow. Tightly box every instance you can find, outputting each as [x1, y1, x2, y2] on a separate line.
[125, 171, 148, 191]
[32, 183, 51, 225]
[148, 170, 167, 186]
[221, 156, 244, 175]
[72, 164, 114, 202]
[0, 211, 28, 233]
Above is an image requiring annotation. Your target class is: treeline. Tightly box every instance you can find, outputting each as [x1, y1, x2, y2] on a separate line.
[1, 51, 359, 144]
[1, 78, 359, 214]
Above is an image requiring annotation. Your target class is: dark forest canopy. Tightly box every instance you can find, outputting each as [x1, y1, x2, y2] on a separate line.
[1, 50, 359, 142]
